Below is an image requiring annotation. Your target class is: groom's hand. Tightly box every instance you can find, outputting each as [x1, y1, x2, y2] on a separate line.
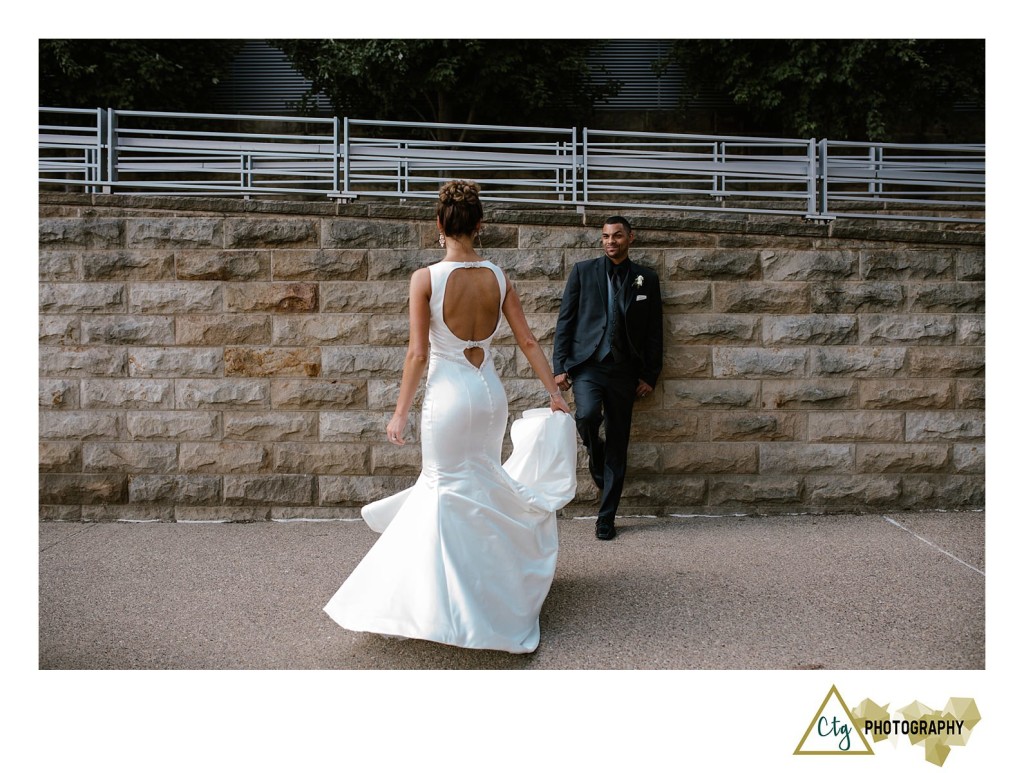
[554, 373, 571, 391]
[636, 380, 653, 399]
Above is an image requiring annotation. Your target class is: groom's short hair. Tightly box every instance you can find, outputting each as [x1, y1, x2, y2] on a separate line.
[604, 215, 632, 233]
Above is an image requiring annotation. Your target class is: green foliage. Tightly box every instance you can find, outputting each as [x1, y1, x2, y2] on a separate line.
[40, 40, 244, 111]
[675, 40, 984, 141]
[272, 39, 619, 127]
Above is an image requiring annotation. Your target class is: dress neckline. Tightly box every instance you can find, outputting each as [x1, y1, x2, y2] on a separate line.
[439, 259, 493, 268]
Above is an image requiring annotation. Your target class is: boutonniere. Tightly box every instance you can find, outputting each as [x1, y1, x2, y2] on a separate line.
[633, 275, 644, 289]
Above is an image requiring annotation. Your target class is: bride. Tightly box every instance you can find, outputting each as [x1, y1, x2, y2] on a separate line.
[323, 179, 577, 654]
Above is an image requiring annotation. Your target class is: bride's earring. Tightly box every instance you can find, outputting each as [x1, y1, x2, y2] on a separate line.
[438, 232, 446, 248]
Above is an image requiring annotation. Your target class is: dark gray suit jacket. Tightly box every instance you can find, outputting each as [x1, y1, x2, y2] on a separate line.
[552, 257, 664, 387]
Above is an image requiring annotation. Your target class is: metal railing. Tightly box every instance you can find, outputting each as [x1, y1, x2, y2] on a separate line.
[39, 108, 985, 223]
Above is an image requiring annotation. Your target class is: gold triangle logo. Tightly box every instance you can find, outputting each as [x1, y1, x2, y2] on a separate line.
[794, 685, 874, 755]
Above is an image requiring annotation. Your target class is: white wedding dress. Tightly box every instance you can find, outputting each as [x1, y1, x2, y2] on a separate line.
[323, 259, 577, 653]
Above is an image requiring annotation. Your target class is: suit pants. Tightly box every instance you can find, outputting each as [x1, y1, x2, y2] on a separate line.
[571, 357, 637, 523]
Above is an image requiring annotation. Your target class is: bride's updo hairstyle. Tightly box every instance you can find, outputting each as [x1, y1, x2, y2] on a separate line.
[437, 179, 484, 238]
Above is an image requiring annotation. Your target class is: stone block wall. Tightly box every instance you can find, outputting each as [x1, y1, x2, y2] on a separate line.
[39, 194, 984, 520]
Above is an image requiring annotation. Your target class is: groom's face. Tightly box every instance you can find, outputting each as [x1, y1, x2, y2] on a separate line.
[601, 223, 634, 264]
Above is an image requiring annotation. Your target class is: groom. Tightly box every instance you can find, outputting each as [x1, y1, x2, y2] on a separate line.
[553, 216, 663, 540]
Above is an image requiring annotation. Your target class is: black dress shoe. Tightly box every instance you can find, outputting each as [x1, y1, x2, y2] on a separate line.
[596, 520, 617, 540]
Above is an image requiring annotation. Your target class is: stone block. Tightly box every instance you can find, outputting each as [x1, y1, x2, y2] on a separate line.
[225, 218, 318, 248]
[907, 348, 984, 378]
[179, 442, 272, 473]
[40, 411, 122, 440]
[953, 444, 984, 474]
[321, 281, 409, 313]
[81, 250, 175, 280]
[270, 379, 365, 410]
[667, 314, 758, 344]
[665, 249, 760, 280]
[502, 379, 553, 411]
[859, 380, 954, 410]
[805, 476, 902, 506]
[907, 282, 984, 312]
[760, 443, 854, 473]
[661, 443, 757, 474]
[629, 411, 701, 441]
[492, 313, 557, 345]
[366, 380, 424, 411]
[662, 282, 713, 312]
[176, 314, 272, 345]
[321, 346, 407, 378]
[81, 315, 175, 345]
[323, 219, 419, 249]
[807, 411, 903, 442]
[223, 412, 317, 441]
[82, 504, 175, 522]
[223, 473, 313, 504]
[274, 315, 369, 345]
[39, 379, 80, 409]
[513, 281, 567, 314]
[761, 249, 858, 280]
[126, 218, 223, 248]
[712, 412, 802, 441]
[175, 379, 270, 409]
[957, 316, 984, 346]
[40, 218, 123, 248]
[224, 346, 321, 377]
[319, 475, 418, 506]
[223, 283, 318, 313]
[623, 443, 661, 473]
[809, 282, 903, 313]
[518, 226, 595, 249]
[956, 380, 984, 409]
[762, 315, 858, 345]
[859, 315, 956, 345]
[39, 441, 82, 472]
[663, 379, 759, 409]
[40, 283, 125, 314]
[128, 283, 222, 314]
[128, 347, 222, 377]
[371, 444, 423, 475]
[39, 317, 80, 346]
[270, 506, 362, 521]
[272, 249, 367, 280]
[856, 444, 950, 473]
[82, 379, 173, 409]
[900, 475, 984, 509]
[905, 412, 984, 442]
[83, 442, 177, 473]
[715, 283, 810, 313]
[41, 473, 128, 504]
[40, 505, 81, 520]
[127, 411, 221, 441]
[175, 506, 270, 522]
[860, 249, 955, 280]
[39, 251, 80, 281]
[129, 475, 222, 505]
[956, 251, 984, 281]
[761, 380, 858, 409]
[40, 346, 128, 378]
[485, 249, 564, 280]
[274, 443, 370, 475]
[713, 347, 807, 378]
[175, 250, 270, 280]
[708, 477, 802, 506]
[619, 475, 708, 507]
[661, 347, 712, 378]
[320, 411, 408, 442]
[810, 347, 906, 378]
[365, 249, 441, 280]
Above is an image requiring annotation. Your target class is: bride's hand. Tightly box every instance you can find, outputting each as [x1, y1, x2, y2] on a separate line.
[549, 392, 571, 414]
[386, 413, 408, 445]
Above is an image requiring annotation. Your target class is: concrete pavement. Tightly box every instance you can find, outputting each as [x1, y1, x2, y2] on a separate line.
[38, 511, 984, 669]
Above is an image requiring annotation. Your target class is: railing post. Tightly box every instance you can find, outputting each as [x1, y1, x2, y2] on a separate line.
[104, 109, 118, 194]
[819, 139, 830, 218]
[570, 128, 578, 205]
[578, 127, 588, 213]
[713, 141, 724, 201]
[805, 137, 817, 218]
[331, 116, 341, 197]
[343, 116, 351, 198]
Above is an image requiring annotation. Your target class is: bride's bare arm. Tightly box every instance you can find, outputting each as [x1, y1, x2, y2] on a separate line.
[502, 278, 571, 414]
[387, 268, 431, 444]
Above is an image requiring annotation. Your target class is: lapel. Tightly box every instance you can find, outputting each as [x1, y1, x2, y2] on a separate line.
[622, 263, 636, 313]
[592, 257, 608, 313]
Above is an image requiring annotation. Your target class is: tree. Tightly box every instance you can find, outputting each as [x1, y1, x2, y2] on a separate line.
[272, 39, 619, 129]
[673, 40, 984, 141]
[40, 40, 244, 111]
